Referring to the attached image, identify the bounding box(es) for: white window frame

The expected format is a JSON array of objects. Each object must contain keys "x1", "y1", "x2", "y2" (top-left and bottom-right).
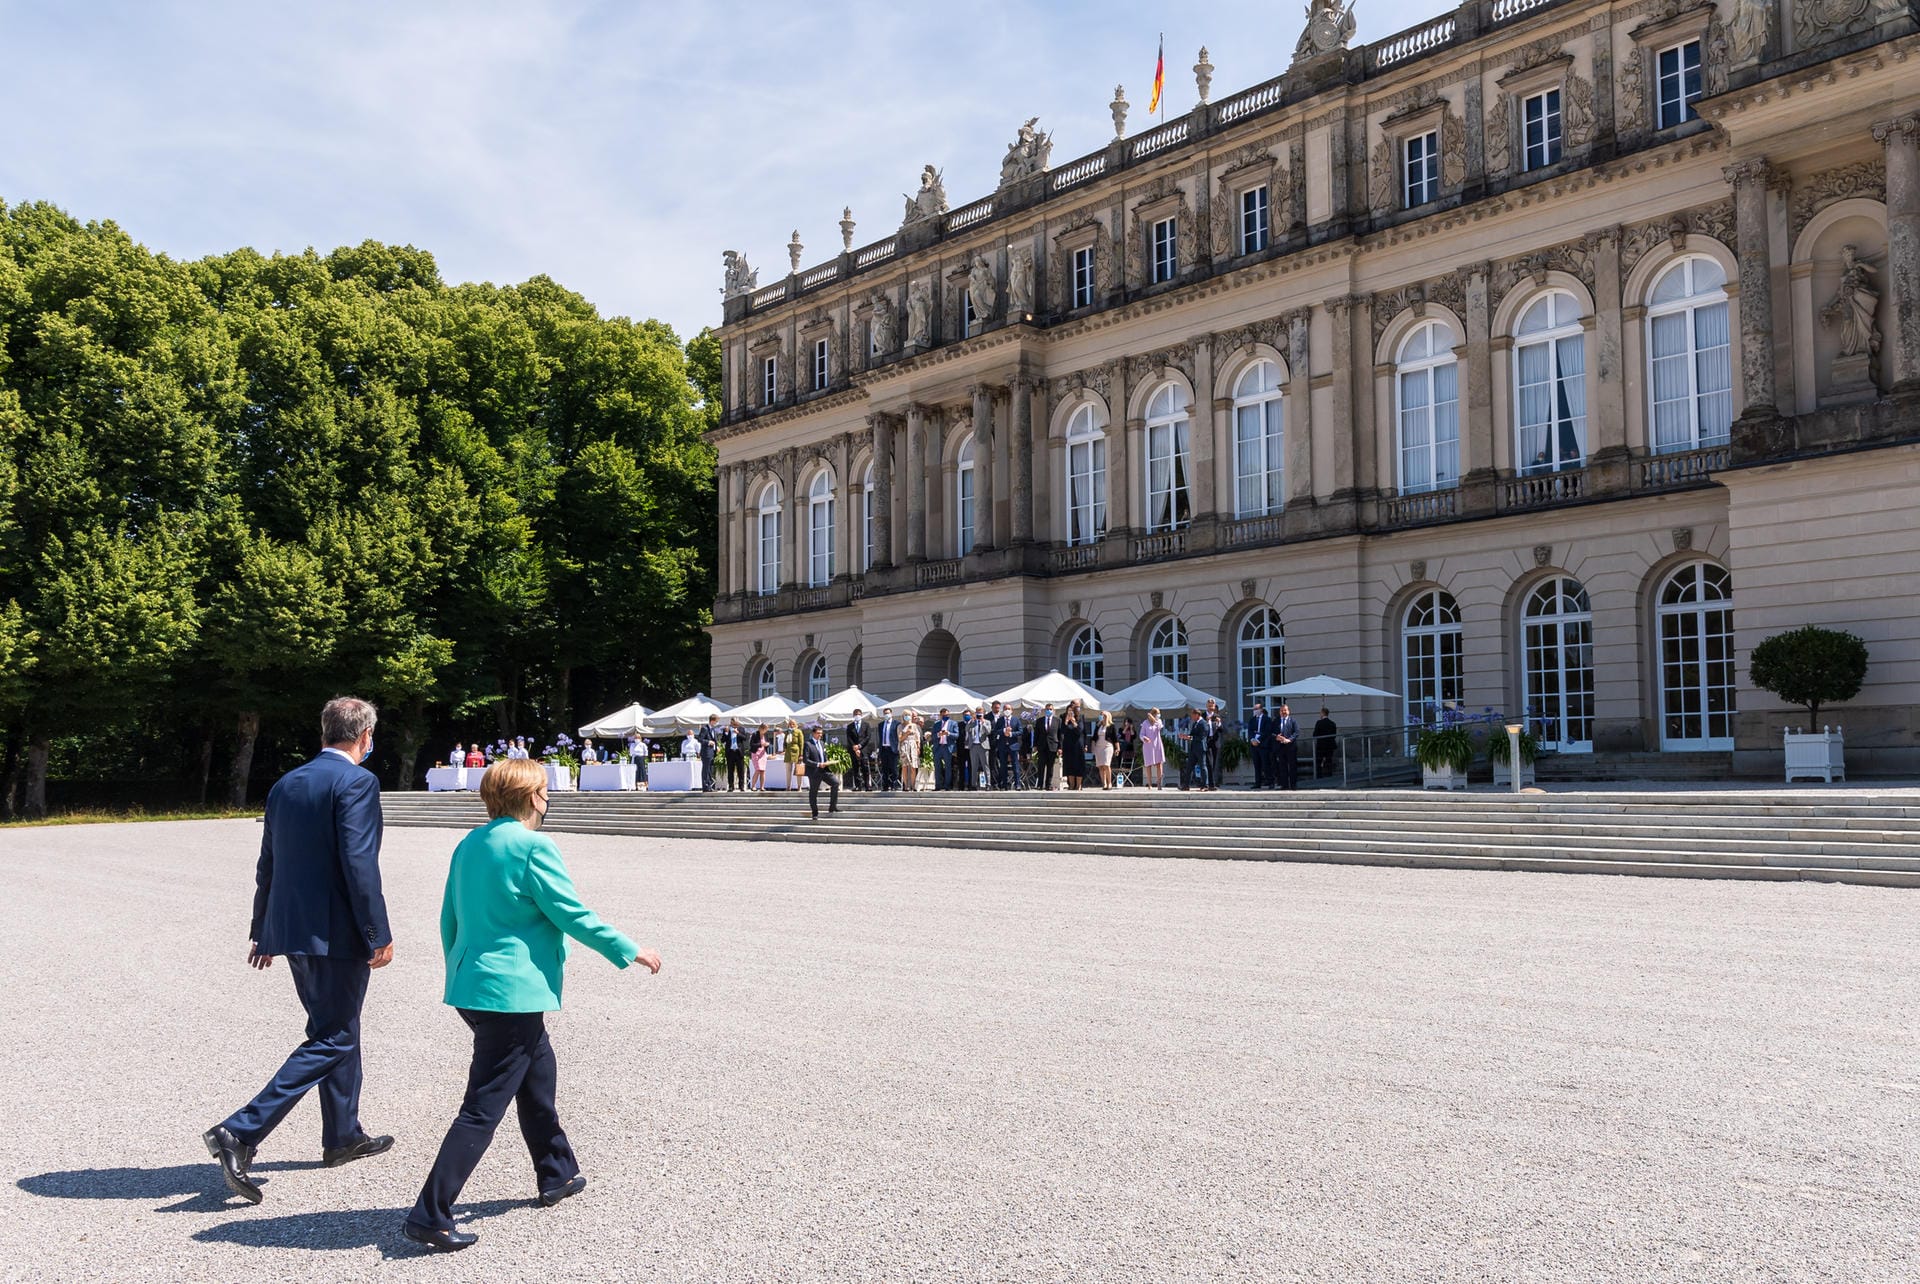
[
  {"x1": 962, "y1": 287, "x2": 977, "y2": 338},
  {"x1": 1064, "y1": 403, "x2": 1108, "y2": 547},
  {"x1": 1402, "y1": 589, "x2": 1464, "y2": 729},
  {"x1": 1151, "y1": 216, "x2": 1178, "y2": 284},
  {"x1": 806, "y1": 470, "x2": 834, "y2": 587},
  {"x1": 1403, "y1": 130, "x2": 1439, "y2": 208},
  {"x1": 762, "y1": 356, "x2": 777, "y2": 406},
  {"x1": 1147, "y1": 616, "x2": 1189, "y2": 684},
  {"x1": 1396, "y1": 320, "x2": 1461, "y2": 494},
  {"x1": 1522, "y1": 88, "x2": 1563, "y2": 171},
  {"x1": 1072, "y1": 245, "x2": 1095, "y2": 309},
  {"x1": 1236, "y1": 608, "x2": 1285, "y2": 725},
  {"x1": 1646, "y1": 255, "x2": 1733, "y2": 454},
  {"x1": 1239, "y1": 185, "x2": 1270, "y2": 256},
  {"x1": 859, "y1": 462, "x2": 874, "y2": 572},
  {"x1": 755, "y1": 659, "x2": 778, "y2": 701},
  {"x1": 1143, "y1": 384, "x2": 1191, "y2": 534},
  {"x1": 756, "y1": 482, "x2": 782, "y2": 596},
  {"x1": 811, "y1": 338, "x2": 829, "y2": 392},
  {"x1": 1657, "y1": 562, "x2": 1736, "y2": 751},
  {"x1": 1231, "y1": 360, "x2": 1285, "y2": 519},
  {"x1": 1656, "y1": 40, "x2": 1702, "y2": 130},
  {"x1": 1067, "y1": 625, "x2": 1105, "y2": 689},
  {"x1": 955, "y1": 436, "x2": 976, "y2": 556},
  {"x1": 807, "y1": 654, "x2": 830, "y2": 704},
  {"x1": 1513, "y1": 290, "x2": 1587, "y2": 475},
  {"x1": 1522, "y1": 577, "x2": 1595, "y2": 754}
]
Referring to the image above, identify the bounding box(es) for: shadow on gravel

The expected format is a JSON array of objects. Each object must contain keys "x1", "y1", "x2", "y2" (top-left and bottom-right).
[
  {"x1": 192, "y1": 1199, "x2": 521, "y2": 1256},
  {"x1": 18, "y1": 1161, "x2": 326, "y2": 1211}
]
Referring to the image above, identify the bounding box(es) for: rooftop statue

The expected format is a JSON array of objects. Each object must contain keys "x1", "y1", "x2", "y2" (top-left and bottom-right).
[
  {"x1": 999, "y1": 118, "x2": 1053, "y2": 187},
  {"x1": 901, "y1": 165, "x2": 949, "y2": 229},
  {"x1": 721, "y1": 250, "x2": 758, "y2": 299},
  {"x1": 1292, "y1": 0, "x2": 1357, "y2": 64}
]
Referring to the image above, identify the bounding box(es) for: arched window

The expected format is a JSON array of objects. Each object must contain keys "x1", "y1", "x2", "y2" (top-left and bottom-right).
[
  {"x1": 807, "y1": 654, "x2": 831, "y2": 704},
  {"x1": 1065, "y1": 404, "x2": 1107, "y2": 547},
  {"x1": 1658, "y1": 562, "x2": 1735, "y2": 750},
  {"x1": 1147, "y1": 616, "x2": 1189, "y2": 684},
  {"x1": 1396, "y1": 320, "x2": 1460, "y2": 494},
  {"x1": 1647, "y1": 256, "x2": 1732, "y2": 453},
  {"x1": 756, "y1": 482, "x2": 782, "y2": 596},
  {"x1": 807, "y1": 470, "x2": 835, "y2": 588},
  {"x1": 1067, "y1": 625, "x2": 1105, "y2": 689},
  {"x1": 753, "y1": 658, "x2": 778, "y2": 701},
  {"x1": 955, "y1": 435, "x2": 976, "y2": 556},
  {"x1": 1514, "y1": 291, "x2": 1586, "y2": 475},
  {"x1": 1402, "y1": 589, "x2": 1464, "y2": 727},
  {"x1": 859, "y1": 462, "x2": 874, "y2": 572},
  {"x1": 1144, "y1": 384, "x2": 1191, "y2": 533},
  {"x1": 847, "y1": 645, "x2": 864, "y2": 691},
  {"x1": 1523, "y1": 577, "x2": 1594, "y2": 753},
  {"x1": 1233, "y1": 360, "x2": 1285, "y2": 518},
  {"x1": 1236, "y1": 607, "x2": 1285, "y2": 723}
]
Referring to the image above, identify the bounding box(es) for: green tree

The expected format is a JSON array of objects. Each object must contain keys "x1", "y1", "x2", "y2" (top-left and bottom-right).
[{"x1": 1749, "y1": 625, "x2": 1869, "y2": 726}]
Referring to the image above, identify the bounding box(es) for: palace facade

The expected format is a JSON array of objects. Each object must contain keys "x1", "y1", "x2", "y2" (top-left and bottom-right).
[{"x1": 707, "y1": 0, "x2": 1920, "y2": 774}]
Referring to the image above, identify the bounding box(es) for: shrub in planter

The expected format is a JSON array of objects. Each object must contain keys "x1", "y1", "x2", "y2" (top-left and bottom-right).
[
  {"x1": 1485, "y1": 728, "x2": 1540, "y2": 766},
  {"x1": 1749, "y1": 625, "x2": 1868, "y2": 726},
  {"x1": 1414, "y1": 727, "x2": 1475, "y2": 774}
]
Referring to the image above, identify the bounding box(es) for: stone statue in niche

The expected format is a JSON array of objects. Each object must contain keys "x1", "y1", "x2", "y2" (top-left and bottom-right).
[
  {"x1": 999, "y1": 118, "x2": 1053, "y2": 187},
  {"x1": 721, "y1": 250, "x2": 758, "y2": 298},
  {"x1": 968, "y1": 256, "x2": 999, "y2": 325},
  {"x1": 1822, "y1": 244, "x2": 1881, "y2": 361},
  {"x1": 901, "y1": 165, "x2": 949, "y2": 229},
  {"x1": 870, "y1": 294, "x2": 896, "y2": 355},
  {"x1": 1006, "y1": 245, "x2": 1035, "y2": 317},
  {"x1": 906, "y1": 281, "x2": 933, "y2": 348},
  {"x1": 1727, "y1": 0, "x2": 1771, "y2": 63}
]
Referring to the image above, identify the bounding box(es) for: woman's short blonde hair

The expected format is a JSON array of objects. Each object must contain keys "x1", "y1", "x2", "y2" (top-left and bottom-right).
[{"x1": 480, "y1": 757, "x2": 546, "y2": 822}]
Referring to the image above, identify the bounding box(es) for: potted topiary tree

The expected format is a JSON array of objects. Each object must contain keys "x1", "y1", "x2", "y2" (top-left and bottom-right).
[
  {"x1": 1749, "y1": 625, "x2": 1868, "y2": 784},
  {"x1": 1486, "y1": 727, "x2": 1539, "y2": 788},
  {"x1": 1415, "y1": 726, "x2": 1475, "y2": 790}
]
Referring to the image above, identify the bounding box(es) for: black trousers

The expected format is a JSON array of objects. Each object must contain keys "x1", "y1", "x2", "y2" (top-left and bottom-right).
[
  {"x1": 1278, "y1": 744, "x2": 1300, "y2": 789},
  {"x1": 409, "y1": 1010, "x2": 577, "y2": 1232},
  {"x1": 224, "y1": 954, "x2": 370, "y2": 1150},
  {"x1": 878, "y1": 746, "x2": 899, "y2": 790},
  {"x1": 1251, "y1": 741, "x2": 1270, "y2": 788},
  {"x1": 700, "y1": 748, "x2": 716, "y2": 790},
  {"x1": 725, "y1": 750, "x2": 745, "y2": 790},
  {"x1": 809, "y1": 767, "x2": 840, "y2": 817}
]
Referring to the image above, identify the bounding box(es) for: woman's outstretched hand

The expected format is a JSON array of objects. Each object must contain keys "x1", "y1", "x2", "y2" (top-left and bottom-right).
[{"x1": 633, "y1": 949, "x2": 663, "y2": 974}]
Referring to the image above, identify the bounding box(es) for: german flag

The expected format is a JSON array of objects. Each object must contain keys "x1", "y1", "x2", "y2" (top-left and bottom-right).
[{"x1": 1148, "y1": 35, "x2": 1165, "y2": 116}]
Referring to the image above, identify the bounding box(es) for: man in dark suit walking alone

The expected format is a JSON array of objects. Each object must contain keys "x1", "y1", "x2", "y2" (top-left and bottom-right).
[
  {"x1": 204, "y1": 697, "x2": 395, "y2": 1204},
  {"x1": 804, "y1": 725, "x2": 841, "y2": 819}
]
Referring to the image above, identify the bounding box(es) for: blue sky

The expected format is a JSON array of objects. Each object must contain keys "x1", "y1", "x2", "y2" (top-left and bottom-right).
[{"x1": 2, "y1": 1, "x2": 1435, "y2": 342}]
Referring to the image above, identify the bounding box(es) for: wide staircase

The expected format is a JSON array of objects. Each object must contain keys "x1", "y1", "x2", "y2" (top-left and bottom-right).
[{"x1": 380, "y1": 786, "x2": 1920, "y2": 887}]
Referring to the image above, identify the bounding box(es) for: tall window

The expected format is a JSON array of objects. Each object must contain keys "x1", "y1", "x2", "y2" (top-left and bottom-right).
[
  {"x1": 756, "y1": 482, "x2": 782, "y2": 595},
  {"x1": 811, "y1": 338, "x2": 829, "y2": 392},
  {"x1": 1658, "y1": 562, "x2": 1736, "y2": 751},
  {"x1": 859, "y1": 462, "x2": 874, "y2": 572},
  {"x1": 1523, "y1": 577, "x2": 1595, "y2": 753},
  {"x1": 1402, "y1": 589, "x2": 1464, "y2": 728},
  {"x1": 1152, "y1": 217, "x2": 1178, "y2": 283},
  {"x1": 955, "y1": 436, "x2": 976, "y2": 556},
  {"x1": 1068, "y1": 625, "x2": 1105, "y2": 689},
  {"x1": 1147, "y1": 616, "x2": 1189, "y2": 684},
  {"x1": 1404, "y1": 130, "x2": 1439, "y2": 207},
  {"x1": 1397, "y1": 320, "x2": 1460, "y2": 494},
  {"x1": 1523, "y1": 89, "x2": 1563, "y2": 170},
  {"x1": 754, "y1": 659, "x2": 778, "y2": 701},
  {"x1": 1072, "y1": 246, "x2": 1095, "y2": 309},
  {"x1": 1065, "y1": 403, "x2": 1108, "y2": 547},
  {"x1": 847, "y1": 645, "x2": 864, "y2": 690},
  {"x1": 1144, "y1": 384, "x2": 1191, "y2": 533},
  {"x1": 1232, "y1": 360, "x2": 1285, "y2": 518},
  {"x1": 1240, "y1": 185, "x2": 1270, "y2": 255},
  {"x1": 1656, "y1": 41, "x2": 1702, "y2": 130},
  {"x1": 1514, "y1": 290, "x2": 1587, "y2": 474},
  {"x1": 1237, "y1": 608, "x2": 1285, "y2": 723},
  {"x1": 962, "y1": 288, "x2": 977, "y2": 338},
  {"x1": 762, "y1": 356, "x2": 777, "y2": 406},
  {"x1": 807, "y1": 655, "x2": 831, "y2": 704},
  {"x1": 1647, "y1": 256, "x2": 1732, "y2": 453},
  {"x1": 806, "y1": 471, "x2": 834, "y2": 587}
]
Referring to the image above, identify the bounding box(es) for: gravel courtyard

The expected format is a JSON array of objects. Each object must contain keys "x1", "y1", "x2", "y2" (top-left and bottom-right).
[{"x1": 2, "y1": 818, "x2": 1916, "y2": 1283}]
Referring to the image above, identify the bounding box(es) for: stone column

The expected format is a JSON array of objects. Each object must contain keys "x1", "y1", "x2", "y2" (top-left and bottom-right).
[
  {"x1": 905, "y1": 402, "x2": 928, "y2": 562},
  {"x1": 1463, "y1": 263, "x2": 1496, "y2": 509},
  {"x1": 1285, "y1": 309, "x2": 1314, "y2": 506},
  {"x1": 1189, "y1": 335, "x2": 1217, "y2": 523},
  {"x1": 731, "y1": 464, "x2": 749, "y2": 594},
  {"x1": 1107, "y1": 359, "x2": 1131, "y2": 534},
  {"x1": 1875, "y1": 116, "x2": 1920, "y2": 389},
  {"x1": 833, "y1": 432, "x2": 853, "y2": 579},
  {"x1": 1325, "y1": 295, "x2": 1360, "y2": 498},
  {"x1": 1725, "y1": 157, "x2": 1779, "y2": 417},
  {"x1": 970, "y1": 383, "x2": 996, "y2": 550},
  {"x1": 867, "y1": 413, "x2": 895, "y2": 569},
  {"x1": 1010, "y1": 375, "x2": 1035, "y2": 543},
  {"x1": 714, "y1": 463, "x2": 731, "y2": 597},
  {"x1": 928, "y1": 406, "x2": 951, "y2": 557},
  {"x1": 782, "y1": 449, "x2": 801, "y2": 588},
  {"x1": 1587, "y1": 227, "x2": 1629, "y2": 477}
]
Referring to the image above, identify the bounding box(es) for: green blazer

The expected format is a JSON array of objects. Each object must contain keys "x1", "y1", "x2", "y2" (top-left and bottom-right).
[{"x1": 440, "y1": 817, "x2": 639, "y2": 1013}]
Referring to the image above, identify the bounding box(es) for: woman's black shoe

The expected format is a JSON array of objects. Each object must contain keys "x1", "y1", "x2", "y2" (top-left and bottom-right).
[{"x1": 402, "y1": 1222, "x2": 477, "y2": 1252}]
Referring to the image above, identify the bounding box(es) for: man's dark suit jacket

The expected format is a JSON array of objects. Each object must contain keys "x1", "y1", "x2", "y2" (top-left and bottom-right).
[
  {"x1": 1032, "y1": 713, "x2": 1060, "y2": 755},
  {"x1": 251, "y1": 752, "x2": 391, "y2": 959},
  {"x1": 804, "y1": 738, "x2": 837, "y2": 774}
]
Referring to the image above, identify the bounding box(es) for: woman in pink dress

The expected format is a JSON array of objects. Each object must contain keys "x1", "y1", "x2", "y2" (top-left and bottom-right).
[
  {"x1": 749, "y1": 728, "x2": 769, "y2": 791},
  {"x1": 1139, "y1": 709, "x2": 1166, "y2": 789}
]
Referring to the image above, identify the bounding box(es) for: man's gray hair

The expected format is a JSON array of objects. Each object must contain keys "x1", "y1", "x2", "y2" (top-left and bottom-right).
[{"x1": 321, "y1": 696, "x2": 378, "y2": 745}]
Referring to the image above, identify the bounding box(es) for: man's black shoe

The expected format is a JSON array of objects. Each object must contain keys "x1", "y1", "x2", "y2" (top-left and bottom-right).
[
  {"x1": 203, "y1": 1125, "x2": 262, "y2": 1204},
  {"x1": 539, "y1": 1175, "x2": 587, "y2": 1206},
  {"x1": 323, "y1": 1133, "x2": 395, "y2": 1167},
  {"x1": 402, "y1": 1221, "x2": 477, "y2": 1252}
]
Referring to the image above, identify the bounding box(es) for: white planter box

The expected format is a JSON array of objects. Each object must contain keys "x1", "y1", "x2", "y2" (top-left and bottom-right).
[
  {"x1": 1783, "y1": 728, "x2": 1846, "y2": 783},
  {"x1": 1422, "y1": 764, "x2": 1469, "y2": 791},
  {"x1": 1491, "y1": 761, "x2": 1536, "y2": 788}
]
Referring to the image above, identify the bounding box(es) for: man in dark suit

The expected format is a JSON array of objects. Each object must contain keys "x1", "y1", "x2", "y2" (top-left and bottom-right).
[
  {"x1": 931, "y1": 709, "x2": 956, "y2": 790},
  {"x1": 723, "y1": 720, "x2": 746, "y2": 791},
  {"x1": 804, "y1": 725, "x2": 840, "y2": 820},
  {"x1": 876, "y1": 707, "x2": 901, "y2": 791},
  {"x1": 204, "y1": 697, "x2": 395, "y2": 1205},
  {"x1": 1313, "y1": 707, "x2": 1339, "y2": 780},
  {"x1": 1031, "y1": 704, "x2": 1060, "y2": 790},
  {"x1": 844, "y1": 711, "x2": 870, "y2": 790},
  {"x1": 989, "y1": 702, "x2": 1014, "y2": 790},
  {"x1": 1247, "y1": 701, "x2": 1272, "y2": 789},
  {"x1": 1275, "y1": 702, "x2": 1301, "y2": 790},
  {"x1": 696, "y1": 715, "x2": 720, "y2": 791}
]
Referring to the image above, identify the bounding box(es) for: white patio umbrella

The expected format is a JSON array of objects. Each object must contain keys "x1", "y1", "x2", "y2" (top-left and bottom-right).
[
  {"x1": 790, "y1": 686, "x2": 894, "y2": 727},
  {"x1": 577, "y1": 702, "x2": 652, "y2": 738},
  {"x1": 722, "y1": 693, "x2": 805, "y2": 727},
  {"x1": 986, "y1": 670, "x2": 1109, "y2": 714},
  {"x1": 1104, "y1": 673, "x2": 1225, "y2": 713},
  {"x1": 638, "y1": 693, "x2": 734, "y2": 734},
  {"x1": 1253, "y1": 674, "x2": 1400, "y2": 700},
  {"x1": 887, "y1": 679, "x2": 987, "y2": 717}
]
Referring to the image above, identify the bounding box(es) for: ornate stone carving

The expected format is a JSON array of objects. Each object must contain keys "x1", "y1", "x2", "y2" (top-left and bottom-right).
[
  {"x1": 967, "y1": 256, "x2": 999, "y2": 327},
  {"x1": 1127, "y1": 341, "x2": 1197, "y2": 388},
  {"x1": 1442, "y1": 105, "x2": 1468, "y2": 191},
  {"x1": 1050, "y1": 365, "x2": 1113, "y2": 403},
  {"x1": 1194, "y1": 48, "x2": 1214, "y2": 104},
  {"x1": 1789, "y1": 160, "x2": 1888, "y2": 241},
  {"x1": 1489, "y1": 240, "x2": 1594, "y2": 311},
  {"x1": 1051, "y1": 210, "x2": 1117, "y2": 312},
  {"x1": 1006, "y1": 245, "x2": 1035, "y2": 317},
  {"x1": 839, "y1": 207, "x2": 856, "y2": 251},
  {"x1": 1704, "y1": 12, "x2": 1731, "y2": 96},
  {"x1": 1292, "y1": 0, "x2": 1356, "y2": 65},
  {"x1": 1727, "y1": 0, "x2": 1770, "y2": 63},
  {"x1": 1374, "y1": 275, "x2": 1468, "y2": 346},
  {"x1": 1822, "y1": 245, "x2": 1883, "y2": 360},
  {"x1": 1533, "y1": 544, "x2": 1552, "y2": 567},
  {"x1": 901, "y1": 165, "x2": 949, "y2": 230},
  {"x1": 1565, "y1": 72, "x2": 1597, "y2": 149},
  {"x1": 1126, "y1": 176, "x2": 1193, "y2": 289},
  {"x1": 1795, "y1": 0, "x2": 1878, "y2": 50},
  {"x1": 1618, "y1": 46, "x2": 1646, "y2": 142},
  {"x1": 1151, "y1": 589, "x2": 1165, "y2": 609},
  {"x1": 721, "y1": 250, "x2": 758, "y2": 299},
  {"x1": 1369, "y1": 135, "x2": 1395, "y2": 211},
  {"x1": 1240, "y1": 578, "x2": 1257, "y2": 600},
  {"x1": 1210, "y1": 143, "x2": 1280, "y2": 258},
  {"x1": 1485, "y1": 93, "x2": 1513, "y2": 180},
  {"x1": 1622, "y1": 201, "x2": 1737, "y2": 274},
  {"x1": 1111, "y1": 85, "x2": 1129, "y2": 140},
  {"x1": 999, "y1": 118, "x2": 1053, "y2": 188},
  {"x1": 1410, "y1": 560, "x2": 1428, "y2": 581},
  {"x1": 1217, "y1": 317, "x2": 1290, "y2": 362},
  {"x1": 787, "y1": 230, "x2": 804, "y2": 274},
  {"x1": 869, "y1": 292, "x2": 896, "y2": 356},
  {"x1": 906, "y1": 280, "x2": 933, "y2": 348}
]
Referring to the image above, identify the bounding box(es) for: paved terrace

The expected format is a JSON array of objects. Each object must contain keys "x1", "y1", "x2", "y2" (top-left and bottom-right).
[{"x1": 3, "y1": 819, "x2": 1916, "y2": 1281}]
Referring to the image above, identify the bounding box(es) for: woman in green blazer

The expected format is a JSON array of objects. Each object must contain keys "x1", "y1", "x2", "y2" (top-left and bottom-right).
[{"x1": 403, "y1": 758, "x2": 662, "y2": 1252}]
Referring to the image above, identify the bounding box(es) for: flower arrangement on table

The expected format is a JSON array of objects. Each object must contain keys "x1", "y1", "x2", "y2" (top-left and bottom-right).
[{"x1": 541, "y1": 733, "x2": 580, "y2": 773}]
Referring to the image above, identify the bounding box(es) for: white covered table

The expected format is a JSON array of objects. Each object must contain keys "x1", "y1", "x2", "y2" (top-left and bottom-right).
[
  {"x1": 427, "y1": 766, "x2": 484, "y2": 792},
  {"x1": 579, "y1": 762, "x2": 637, "y2": 791},
  {"x1": 648, "y1": 759, "x2": 703, "y2": 792},
  {"x1": 542, "y1": 762, "x2": 575, "y2": 792},
  {"x1": 763, "y1": 760, "x2": 792, "y2": 790}
]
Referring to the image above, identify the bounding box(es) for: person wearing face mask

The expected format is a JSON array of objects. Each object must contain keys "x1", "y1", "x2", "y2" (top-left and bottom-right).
[
  {"x1": 401, "y1": 756, "x2": 663, "y2": 1251},
  {"x1": 203, "y1": 697, "x2": 395, "y2": 1206}
]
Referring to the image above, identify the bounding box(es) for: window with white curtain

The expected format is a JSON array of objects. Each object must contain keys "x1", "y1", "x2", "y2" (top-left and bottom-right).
[
  {"x1": 955, "y1": 436, "x2": 976, "y2": 556},
  {"x1": 756, "y1": 482, "x2": 782, "y2": 595},
  {"x1": 1237, "y1": 608, "x2": 1285, "y2": 724},
  {"x1": 1065, "y1": 403, "x2": 1107, "y2": 546},
  {"x1": 762, "y1": 357, "x2": 777, "y2": 406},
  {"x1": 1514, "y1": 291, "x2": 1587, "y2": 474},
  {"x1": 806, "y1": 471, "x2": 834, "y2": 587},
  {"x1": 1232, "y1": 360, "x2": 1285, "y2": 518},
  {"x1": 1068, "y1": 625, "x2": 1105, "y2": 689},
  {"x1": 1144, "y1": 384, "x2": 1191, "y2": 533},
  {"x1": 807, "y1": 655, "x2": 830, "y2": 704},
  {"x1": 859, "y1": 462, "x2": 874, "y2": 571},
  {"x1": 1396, "y1": 320, "x2": 1461, "y2": 493},
  {"x1": 1647, "y1": 256, "x2": 1732, "y2": 454},
  {"x1": 812, "y1": 338, "x2": 829, "y2": 392},
  {"x1": 1147, "y1": 616, "x2": 1189, "y2": 683}
]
